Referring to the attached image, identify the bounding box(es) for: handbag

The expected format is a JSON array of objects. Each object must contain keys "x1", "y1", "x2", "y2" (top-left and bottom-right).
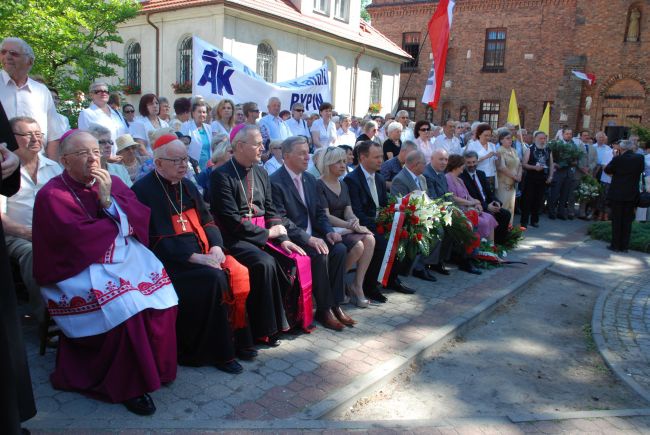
[{"x1": 637, "y1": 192, "x2": 650, "y2": 208}]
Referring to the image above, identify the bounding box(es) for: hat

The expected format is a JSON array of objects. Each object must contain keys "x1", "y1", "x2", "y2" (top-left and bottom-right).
[
  {"x1": 115, "y1": 134, "x2": 139, "y2": 153},
  {"x1": 230, "y1": 123, "x2": 245, "y2": 142},
  {"x1": 175, "y1": 131, "x2": 192, "y2": 145},
  {"x1": 153, "y1": 133, "x2": 179, "y2": 150}
]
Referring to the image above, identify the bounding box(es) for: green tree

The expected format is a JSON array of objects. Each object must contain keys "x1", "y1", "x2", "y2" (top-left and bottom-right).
[
  {"x1": 0, "y1": 0, "x2": 140, "y2": 96},
  {"x1": 361, "y1": 0, "x2": 372, "y2": 23}
]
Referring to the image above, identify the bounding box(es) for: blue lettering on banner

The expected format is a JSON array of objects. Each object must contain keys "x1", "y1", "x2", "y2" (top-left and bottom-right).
[
  {"x1": 290, "y1": 93, "x2": 324, "y2": 112},
  {"x1": 198, "y1": 49, "x2": 235, "y2": 96},
  {"x1": 284, "y1": 68, "x2": 328, "y2": 88}
]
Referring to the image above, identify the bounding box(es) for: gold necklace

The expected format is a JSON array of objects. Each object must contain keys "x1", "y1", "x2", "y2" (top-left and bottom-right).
[{"x1": 155, "y1": 171, "x2": 188, "y2": 231}]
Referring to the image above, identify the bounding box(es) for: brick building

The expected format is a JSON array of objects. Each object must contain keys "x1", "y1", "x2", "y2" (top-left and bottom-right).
[{"x1": 368, "y1": 0, "x2": 649, "y2": 139}]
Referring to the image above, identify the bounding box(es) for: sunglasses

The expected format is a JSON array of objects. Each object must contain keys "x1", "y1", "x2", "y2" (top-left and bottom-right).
[
  {"x1": 0, "y1": 49, "x2": 25, "y2": 57},
  {"x1": 93, "y1": 89, "x2": 109, "y2": 95},
  {"x1": 294, "y1": 109, "x2": 304, "y2": 112},
  {"x1": 124, "y1": 109, "x2": 135, "y2": 114},
  {"x1": 419, "y1": 128, "x2": 430, "y2": 132}
]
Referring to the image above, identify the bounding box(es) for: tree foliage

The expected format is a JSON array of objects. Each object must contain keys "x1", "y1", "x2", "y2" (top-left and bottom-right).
[
  {"x1": 0, "y1": 0, "x2": 140, "y2": 96},
  {"x1": 361, "y1": 0, "x2": 372, "y2": 23}
]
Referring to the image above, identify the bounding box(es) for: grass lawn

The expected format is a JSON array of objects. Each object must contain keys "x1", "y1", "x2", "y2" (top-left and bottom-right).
[{"x1": 588, "y1": 221, "x2": 650, "y2": 253}]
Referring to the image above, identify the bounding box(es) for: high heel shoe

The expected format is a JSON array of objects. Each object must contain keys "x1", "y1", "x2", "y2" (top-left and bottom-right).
[{"x1": 347, "y1": 283, "x2": 369, "y2": 308}]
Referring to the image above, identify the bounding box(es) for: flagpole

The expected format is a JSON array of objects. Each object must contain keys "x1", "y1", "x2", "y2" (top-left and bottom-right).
[{"x1": 394, "y1": 28, "x2": 431, "y2": 118}]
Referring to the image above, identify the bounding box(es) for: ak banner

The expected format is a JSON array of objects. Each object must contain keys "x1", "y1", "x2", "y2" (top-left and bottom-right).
[{"x1": 192, "y1": 36, "x2": 331, "y2": 112}]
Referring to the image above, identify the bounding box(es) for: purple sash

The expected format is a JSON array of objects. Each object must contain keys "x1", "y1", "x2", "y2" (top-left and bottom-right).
[{"x1": 247, "y1": 216, "x2": 314, "y2": 331}]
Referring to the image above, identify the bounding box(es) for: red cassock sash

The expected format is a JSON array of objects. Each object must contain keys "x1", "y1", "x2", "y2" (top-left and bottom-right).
[
  {"x1": 246, "y1": 216, "x2": 314, "y2": 331},
  {"x1": 174, "y1": 208, "x2": 251, "y2": 330}
]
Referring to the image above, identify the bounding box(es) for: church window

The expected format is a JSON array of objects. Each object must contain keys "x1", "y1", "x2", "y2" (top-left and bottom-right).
[{"x1": 256, "y1": 42, "x2": 275, "y2": 82}]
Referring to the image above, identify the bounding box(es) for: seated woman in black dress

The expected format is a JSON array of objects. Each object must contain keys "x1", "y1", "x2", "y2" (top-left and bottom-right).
[{"x1": 317, "y1": 147, "x2": 375, "y2": 308}]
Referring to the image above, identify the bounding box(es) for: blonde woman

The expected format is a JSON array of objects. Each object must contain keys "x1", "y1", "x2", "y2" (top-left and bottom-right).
[
  {"x1": 317, "y1": 147, "x2": 375, "y2": 308},
  {"x1": 496, "y1": 130, "x2": 522, "y2": 224},
  {"x1": 211, "y1": 99, "x2": 235, "y2": 136}
]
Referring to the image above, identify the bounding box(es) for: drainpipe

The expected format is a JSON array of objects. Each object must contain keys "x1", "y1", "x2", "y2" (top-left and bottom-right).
[
  {"x1": 350, "y1": 46, "x2": 366, "y2": 116},
  {"x1": 146, "y1": 13, "x2": 160, "y2": 95}
]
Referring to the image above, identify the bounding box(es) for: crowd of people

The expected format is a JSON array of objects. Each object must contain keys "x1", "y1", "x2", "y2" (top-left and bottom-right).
[{"x1": 1, "y1": 36, "x2": 649, "y2": 432}]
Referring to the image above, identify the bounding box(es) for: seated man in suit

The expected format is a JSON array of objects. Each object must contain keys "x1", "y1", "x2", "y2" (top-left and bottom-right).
[
  {"x1": 270, "y1": 136, "x2": 354, "y2": 330},
  {"x1": 460, "y1": 151, "x2": 511, "y2": 244},
  {"x1": 423, "y1": 149, "x2": 481, "y2": 275},
  {"x1": 390, "y1": 150, "x2": 440, "y2": 283},
  {"x1": 380, "y1": 140, "x2": 417, "y2": 188},
  {"x1": 345, "y1": 140, "x2": 415, "y2": 303}
]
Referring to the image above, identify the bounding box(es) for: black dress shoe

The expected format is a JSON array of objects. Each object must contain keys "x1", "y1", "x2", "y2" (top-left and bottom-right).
[
  {"x1": 365, "y1": 289, "x2": 387, "y2": 303},
  {"x1": 123, "y1": 393, "x2": 156, "y2": 416},
  {"x1": 236, "y1": 348, "x2": 258, "y2": 361},
  {"x1": 389, "y1": 278, "x2": 416, "y2": 294},
  {"x1": 530, "y1": 222, "x2": 539, "y2": 228},
  {"x1": 413, "y1": 268, "x2": 437, "y2": 282},
  {"x1": 459, "y1": 264, "x2": 482, "y2": 275},
  {"x1": 216, "y1": 360, "x2": 244, "y2": 374},
  {"x1": 255, "y1": 336, "x2": 282, "y2": 347},
  {"x1": 428, "y1": 263, "x2": 450, "y2": 275}
]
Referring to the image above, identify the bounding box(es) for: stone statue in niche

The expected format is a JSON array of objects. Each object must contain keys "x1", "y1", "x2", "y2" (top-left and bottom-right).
[{"x1": 627, "y1": 8, "x2": 641, "y2": 42}]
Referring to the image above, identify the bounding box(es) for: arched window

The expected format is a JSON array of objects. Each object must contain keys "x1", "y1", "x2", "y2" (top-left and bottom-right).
[
  {"x1": 125, "y1": 42, "x2": 141, "y2": 91},
  {"x1": 625, "y1": 6, "x2": 641, "y2": 42},
  {"x1": 256, "y1": 42, "x2": 275, "y2": 82},
  {"x1": 370, "y1": 68, "x2": 382, "y2": 104},
  {"x1": 177, "y1": 36, "x2": 192, "y2": 85}
]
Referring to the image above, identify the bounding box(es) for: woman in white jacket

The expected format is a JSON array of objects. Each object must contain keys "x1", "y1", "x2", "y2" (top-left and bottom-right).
[{"x1": 181, "y1": 100, "x2": 213, "y2": 170}]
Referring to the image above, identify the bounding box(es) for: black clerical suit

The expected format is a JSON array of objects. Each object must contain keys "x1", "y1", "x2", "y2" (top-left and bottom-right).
[
  {"x1": 460, "y1": 168, "x2": 511, "y2": 244},
  {"x1": 0, "y1": 101, "x2": 36, "y2": 433},
  {"x1": 605, "y1": 150, "x2": 645, "y2": 251},
  {"x1": 210, "y1": 158, "x2": 290, "y2": 339},
  {"x1": 270, "y1": 166, "x2": 346, "y2": 310},
  {"x1": 133, "y1": 171, "x2": 252, "y2": 366}
]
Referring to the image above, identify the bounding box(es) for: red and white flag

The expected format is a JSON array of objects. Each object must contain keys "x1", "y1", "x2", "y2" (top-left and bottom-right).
[
  {"x1": 571, "y1": 70, "x2": 596, "y2": 86},
  {"x1": 421, "y1": 0, "x2": 455, "y2": 109}
]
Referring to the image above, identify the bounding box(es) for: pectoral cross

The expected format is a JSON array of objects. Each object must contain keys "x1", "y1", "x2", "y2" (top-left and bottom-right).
[{"x1": 177, "y1": 214, "x2": 188, "y2": 232}]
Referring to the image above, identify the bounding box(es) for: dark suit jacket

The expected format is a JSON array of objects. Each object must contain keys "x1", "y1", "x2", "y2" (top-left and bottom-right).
[
  {"x1": 390, "y1": 167, "x2": 427, "y2": 197},
  {"x1": 605, "y1": 150, "x2": 645, "y2": 203},
  {"x1": 423, "y1": 164, "x2": 448, "y2": 199},
  {"x1": 344, "y1": 165, "x2": 387, "y2": 233},
  {"x1": 460, "y1": 169, "x2": 500, "y2": 210},
  {"x1": 270, "y1": 165, "x2": 333, "y2": 246}
]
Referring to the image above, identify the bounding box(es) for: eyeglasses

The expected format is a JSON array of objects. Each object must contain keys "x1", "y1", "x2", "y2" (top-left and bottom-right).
[
  {"x1": 98, "y1": 139, "x2": 114, "y2": 145},
  {"x1": 250, "y1": 109, "x2": 260, "y2": 113},
  {"x1": 123, "y1": 109, "x2": 135, "y2": 114},
  {"x1": 93, "y1": 89, "x2": 109, "y2": 95},
  {"x1": 0, "y1": 49, "x2": 25, "y2": 57},
  {"x1": 294, "y1": 109, "x2": 304, "y2": 112},
  {"x1": 419, "y1": 128, "x2": 431, "y2": 132},
  {"x1": 64, "y1": 149, "x2": 102, "y2": 158},
  {"x1": 159, "y1": 157, "x2": 188, "y2": 166},
  {"x1": 14, "y1": 131, "x2": 43, "y2": 139}
]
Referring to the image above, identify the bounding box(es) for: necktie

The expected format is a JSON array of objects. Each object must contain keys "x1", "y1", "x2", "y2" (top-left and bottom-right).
[
  {"x1": 294, "y1": 176, "x2": 306, "y2": 205},
  {"x1": 472, "y1": 174, "x2": 484, "y2": 202},
  {"x1": 368, "y1": 174, "x2": 379, "y2": 208},
  {"x1": 415, "y1": 176, "x2": 422, "y2": 190}
]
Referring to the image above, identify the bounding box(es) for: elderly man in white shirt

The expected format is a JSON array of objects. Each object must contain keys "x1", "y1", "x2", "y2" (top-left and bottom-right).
[
  {"x1": 433, "y1": 119, "x2": 462, "y2": 156},
  {"x1": 0, "y1": 37, "x2": 65, "y2": 159},
  {"x1": 258, "y1": 96, "x2": 291, "y2": 145},
  {"x1": 396, "y1": 110, "x2": 414, "y2": 143},
  {"x1": 1, "y1": 116, "x2": 62, "y2": 322},
  {"x1": 78, "y1": 82, "x2": 128, "y2": 156}
]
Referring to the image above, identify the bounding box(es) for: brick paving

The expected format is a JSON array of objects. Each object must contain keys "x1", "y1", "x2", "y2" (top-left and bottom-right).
[
  {"x1": 595, "y1": 271, "x2": 650, "y2": 402},
  {"x1": 22, "y1": 218, "x2": 597, "y2": 430}
]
